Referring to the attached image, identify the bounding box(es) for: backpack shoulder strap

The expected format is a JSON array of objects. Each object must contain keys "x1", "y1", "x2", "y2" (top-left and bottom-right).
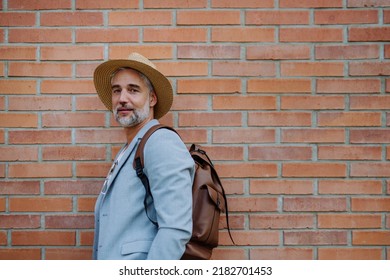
[
  {"x1": 133, "y1": 124, "x2": 178, "y2": 225},
  {"x1": 133, "y1": 124, "x2": 177, "y2": 171}
]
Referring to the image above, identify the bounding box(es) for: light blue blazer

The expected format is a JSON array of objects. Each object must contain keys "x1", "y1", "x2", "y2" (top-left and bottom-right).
[{"x1": 93, "y1": 120, "x2": 194, "y2": 260}]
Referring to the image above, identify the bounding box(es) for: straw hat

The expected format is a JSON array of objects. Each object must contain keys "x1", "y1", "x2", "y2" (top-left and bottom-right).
[{"x1": 93, "y1": 52, "x2": 173, "y2": 120}]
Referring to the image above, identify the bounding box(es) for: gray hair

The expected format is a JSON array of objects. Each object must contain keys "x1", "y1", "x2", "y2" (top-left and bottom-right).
[{"x1": 110, "y1": 67, "x2": 154, "y2": 94}]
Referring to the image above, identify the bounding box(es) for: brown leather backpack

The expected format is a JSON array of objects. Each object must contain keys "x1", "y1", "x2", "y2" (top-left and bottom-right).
[{"x1": 133, "y1": 124, "x2": 234, "y2": 260}]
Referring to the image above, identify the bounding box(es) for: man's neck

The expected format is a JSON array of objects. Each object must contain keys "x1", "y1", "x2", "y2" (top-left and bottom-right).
[{"x1": 123, "y1": 117, "x2": 154, "y2": 144}]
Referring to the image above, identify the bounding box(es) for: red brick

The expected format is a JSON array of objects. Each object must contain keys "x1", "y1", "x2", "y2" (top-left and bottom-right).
[
  {"x1": 76, "y1": 162, "x2": 111, "y2": 178},
  {"x1": 9, "y1": 163, "x2": 72, "y2": 178},
  {"x1": 0, "y1": 46, "x2": 36, "y2": 60},
  {"x1": 213, "y1": 96, "x2": 276, "y2": 110},
  {"x1": 76, "y1": 63, "x2": 100, "y2": 78},
  {"x1": 79, "y1": 231, "x2": 94, "y2": 246},
  {"x1": 0, "y1": 215, "x2": 40, "y2": 229},
  {"x1": 9, "y1": 96, "x2": 72, "y2": 111},
  {"x1": 280, "y1": 27, "x2": 343, "y2": 42},
  {"x1": 0, "y1": 249, "x2": 41, "y2": 260},
  {"x1": 212, "y1": 27, "x2": 274, "y2": 42},
  {"x1": 348, "y1": 0, "x2": 390, "y2": 7},
  {"x1": 352, "y1": 198, "x2": 390, "y2": 211},
  {"x1": 9, "y1": 0, "x2": 71, "y2": 10},
  {"x1": 76, "y1": 96, "x2": 107, "y2": 111},
  {"x1": 285, "y1": 231, "x2": 347, "y2": 245},
  {"x1": 45, "y1": 215, "x2": 94, "y2": 229},
  {"x1": 156, "y1": 61, "x2": 208, "y2": 77},
  {"x1": 177, "y1": 11, "x2": 240, "y2": 25},
  {"x1": 350, "y1": 96, "x2": 390, "y2": 109},
  {"x1": 350, "y1": 129, "x2": 390, "y2": 143},
  {"x1": 349, "y1": 62, "x2": 390, "y2": 76},
  {"x1": 42, "y1": 146, "x2": 106, "y2": 161},
  {"x1": 42, "y1": 112, "x2": 105, "y2": 128},
  {"x1": 219, "y1": 231, "x2": 279, "y2": 246},
  {"x1": 144, "y1": 0, "x2": 206, "y2": 8},
  {"x1": 280, "y1": 0, "x2": 342, "y2": 8},
  {"x1": 250, "y1": 180, "x2": 313, "y2": 195},
  {"x1": 281, "y1": 62, "x2": 344, "y2": 76},
  {"x1": 75, "y1": 128, "x2": 128, "y2": 144},
  {"x1": 76, "y1": 28, "x2": 138, "y2": 43},
  {"x1": 9, "y1": 62, "x2": 72, "y2": 77},
  {"x1": 315, "y1": 10, "x2": 378, "y2": 24},
  {"x1": 202, "y1": 145, "x2": 244, "y2": 161},
  {"x1": 9, "y1": 28, "x2": 72, "y2": 43},
  {"x1": 0, "y1": 80, "x2": 36, "y2": 94},
  {"x1": 281, "y1": 95, "x2": 345, "y2": 110},
  {"x1": 318, "y1": 248, "x2": 382, "y2": 260},
  {"x1": 349, "y1": 27, "x2": 390, "y2": 41},
  {"x1": 249, "y1": 146, "x2": 312, "y2": 161},
  {"x1": 41, "y1": 12, "x2": 103, "y2": 26},
  {"x1": 0, "y1": 12, "x2": 35, "y2": 26},
  {"x1": 247, "y1": 45, "x2": 310, "y2": 60},
  {"x1": 319, "y1": 180, "x2": 382, "y2": 195},
  {"x1": 0, "y1": 181, "x2": 40, "y2": 195},
  {"x1": 9, "y1": 130, "x2": 71, "y2": 144},
  {"x1": 317, "y1": 79, "x2": 380, "y2": 93},
  {"x1": 318, "y1": 214, "x2": 382, "y2": 229},
  {"x1": 248, "y1": 78, "x2": 311, "y2": 93},
  {"x1": 144, "y1": 27, "x2": 207, "y2": 42},
  {"x1": 44, "y1": 180, "x2": 101, "y2": 195},
  {"x1": 0, "y1": 198, "x2": 5, "y2": 210},
  {"x1": 216, "y1": 163, "x2": 278, "y2": 178},
  {"x1": 246, "y1": 11, "x2": 309, "y2": 25},
  {"x1": 12, "y1": 231, "x2": 75, "y2": 246},
  {"x1": 179, "y1": 112, "x2": 242, "y2": 127},
  {"x1": 284, "y1": 197, "x2": 347, "y2": 212},
  {"x1": 41, "y1": 80, "x2": 94, "y2": 94},
  {"x1": 316, "y1": 45, "x2": 379, "y2": 60},
  {"x1": 178, "y1": 79, "x2": 241, "y2": 94},
  {"x1": 318, "y1": 112, "x2": 381, "y2": 127},
  {"x1": 250, "y1": 214, "x2": 314, "y2": 229},
  {"x1": 178, "y1": 45, "x2": 240, "y2": 59},
  {"x1": 212, "y1": 128, "x2": 275, "y2": 144},
  {"x1": 249, "y1": 112, "x2": 312, "y2": 127},
  {"x1": 0, "y1": 113, "x2": 38, "y2": 128},
  {"x1": 251, "y1": 248, "x2": 313, "y2": 260},
  {"x1": 318, "y1": 146, "x2": 381, "y2": 160},
  {"x1": 10, "y1": 197, "x2": 72, "y2": 212},
  {"x1": 283, "y1": 163, "x2": 347, "y2": 178},
  {"x1": 77, "y1": 197, "x2": 97, "y2": 212},
  {"x1": 282, "y1": 128, "x2": 345, "y2": 143},
  {"x1": 109, "y1": 11, "x2": 171, "y2": 26},
  {"x1": 172, "y1": 95, "x2": 208, "y2": 111},
  {"x1": 351, "y1": 163, "x2": 390, "y2": 177},
  {"x1": 41, "y1": 46, "x2": 103, "y2": 61},
  {"x1": 213, "y1": 61, "x2": 276, "y2": 77},
  {"x1": 212, "y1": 248, "x2": 246, "y2": 260},
  {"x1": 109, "y1": 45, "x2": 173, "y2": 60},
  {"x1": 76, "y1": 0, "x2": 138, "y2": 9},
  {"x1": 0, "y1": 146, "x2": 38, "y2": 161},
  {"x1": 46, "y1": 248, "x2": 92, "y2": 260},
  {"x1": 212, "y1": 0, "x2": 274, "y2": 8},
  {"x1": 353, "y1": 231, "x2": 390, "y2": 245}
]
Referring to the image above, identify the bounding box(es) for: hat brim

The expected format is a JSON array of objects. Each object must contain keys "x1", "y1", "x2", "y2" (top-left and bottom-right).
[{"x1": 93, "y1": 59, "x2": 173, "y2": 120}]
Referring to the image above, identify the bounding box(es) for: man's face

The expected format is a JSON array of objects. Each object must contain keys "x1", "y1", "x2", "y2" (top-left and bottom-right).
[{"x1": 111, "y1": 68, "x2": 156, "y2": 127}]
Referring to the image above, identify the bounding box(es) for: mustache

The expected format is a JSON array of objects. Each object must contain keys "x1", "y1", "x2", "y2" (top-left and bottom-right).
[{"x1": 114, "y1": 105, "x2": 134, "y2": 112}]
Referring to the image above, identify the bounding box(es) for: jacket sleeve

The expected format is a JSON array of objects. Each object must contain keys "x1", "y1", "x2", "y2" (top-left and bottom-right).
[{"x1": 143, "y1": 129, "x2": 194, "y2": 260}]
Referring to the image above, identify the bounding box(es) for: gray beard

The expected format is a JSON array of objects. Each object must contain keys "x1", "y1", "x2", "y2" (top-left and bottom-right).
[{"x1": 114, "y1": 106, "x2": 150, "y2": 128}]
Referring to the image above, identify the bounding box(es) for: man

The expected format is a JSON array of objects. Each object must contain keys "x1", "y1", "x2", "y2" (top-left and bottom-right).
[{"x1": 92, "y1": 53, "x2": 195, "y2": 260}]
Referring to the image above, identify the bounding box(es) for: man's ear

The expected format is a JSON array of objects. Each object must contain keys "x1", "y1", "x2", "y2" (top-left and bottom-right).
[{"x1": 150, "y1": 92, "x2": 157, "y2": 107}]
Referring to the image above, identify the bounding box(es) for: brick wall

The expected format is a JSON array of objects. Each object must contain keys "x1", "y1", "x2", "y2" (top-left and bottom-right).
[{"x1": 0, "y1": 0, "x2": 389, "y2": 260}]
